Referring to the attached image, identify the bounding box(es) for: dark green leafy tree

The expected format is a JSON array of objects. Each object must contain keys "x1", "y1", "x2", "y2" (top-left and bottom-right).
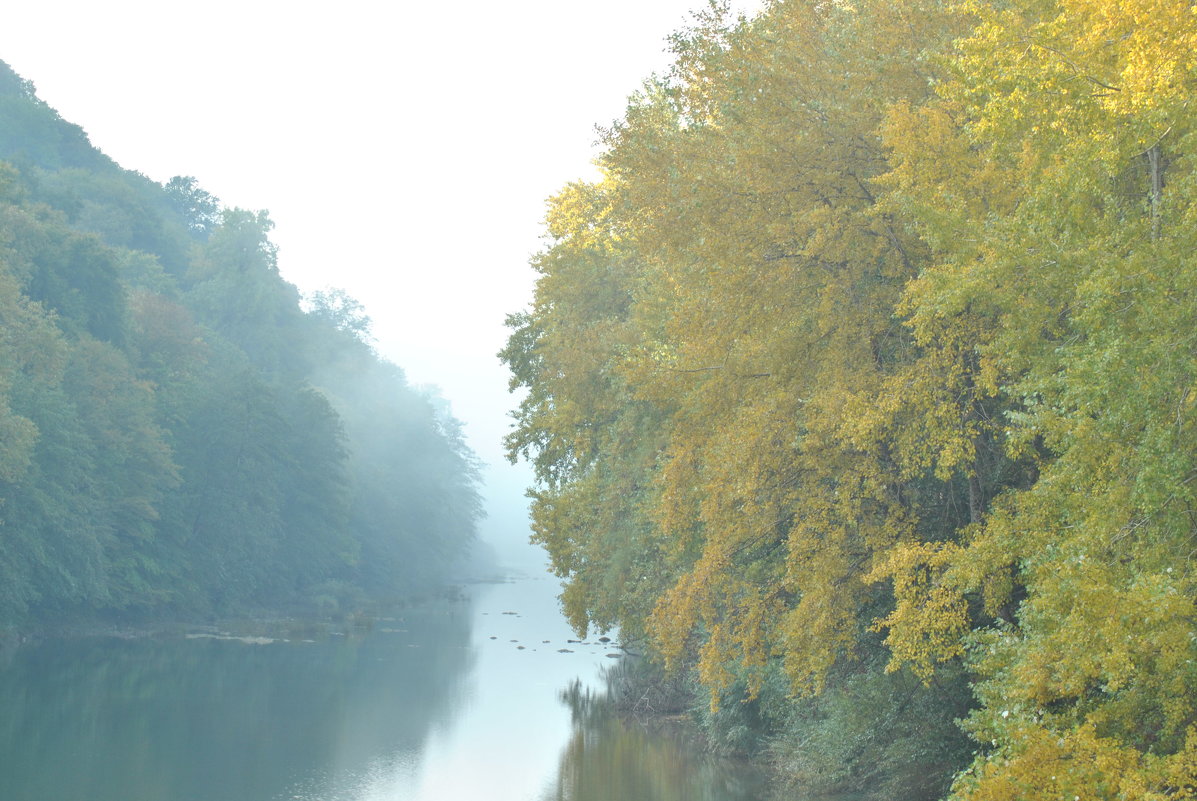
[{"x1": 163, "y1": 176, "x2": 220, "y2": 240}]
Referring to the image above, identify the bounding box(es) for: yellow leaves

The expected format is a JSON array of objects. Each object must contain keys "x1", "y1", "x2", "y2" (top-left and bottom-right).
[
  {"x1": 542, "y1": 180, "x2": 622, "y2": 251},
  {"x1": 1007, "y1": 559, "x2": 1197, "y2": 723},
  {"x1": 510, "y1": 0, "x2": 1197, "y2": 796},
  {"x1": 953, "y1": 723, "x2": 1170, "y2": 801},
  {"x1": 777, "y1": 578, "x2": 860, "y2": 696},
  {"x1": 955, "y1": 715, "x2": 1197, "y2": 801},
  {"x1": 868, "y1": 541, "x2": 968, "y2": 680},
  {"x1": 649, "y1": 558, "x2": 712, "y2": 673},
  {"x1": 695, "y1": 590, "x2": 777, "y2": 705},
  {"x1": 1071, "y1": 0, "x2": 1197, "y2": 119},
  {"x1": 1152, "y1": 728, "x2": 1197, "y2": 801}
]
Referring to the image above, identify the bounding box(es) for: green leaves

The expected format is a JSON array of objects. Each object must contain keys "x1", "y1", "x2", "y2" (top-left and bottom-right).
[
  {"x1": 0, "y1": 63, "x2": 485, "y2": 622},
  {"x1": 506, "y1": 0, "x2": 1197, "y2": 797}
]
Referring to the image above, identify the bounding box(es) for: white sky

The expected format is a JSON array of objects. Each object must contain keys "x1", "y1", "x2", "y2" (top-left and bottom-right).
[{"x1": 0, "y1": 0, "x2": 760, "y2": 562}]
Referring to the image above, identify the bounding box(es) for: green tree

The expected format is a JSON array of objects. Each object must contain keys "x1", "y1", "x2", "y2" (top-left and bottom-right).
[{"x1": 163, "y1": 176, "x2": 220, "y2": 239}]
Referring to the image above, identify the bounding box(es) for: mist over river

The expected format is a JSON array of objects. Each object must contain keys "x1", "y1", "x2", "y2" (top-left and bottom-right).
[{"x1": 0, "y1": 575, "x2": 766, "y2": 801}]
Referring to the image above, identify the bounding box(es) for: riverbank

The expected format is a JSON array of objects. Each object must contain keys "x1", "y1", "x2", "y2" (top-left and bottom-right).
[
  {"x1": 594, "y1": 649, "x2": 974, "y2": 801},
  {"x1": 2, "y1": 574, "x2": 788, "y2": 801},
  {"x1": 0, "y1": 578, "x2": 483, "y2": 658},
  {"x1": 576, "y1": 655, "x2": 767, "y2": 785}
]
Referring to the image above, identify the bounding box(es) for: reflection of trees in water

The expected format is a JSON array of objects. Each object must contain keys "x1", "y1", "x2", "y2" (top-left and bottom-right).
[
  {"x1": 0, "y1": 599, "x2": 476, "y2": 801},
  {"x1": 540, "y1": 667, "x2": 771, "y2": 801}
]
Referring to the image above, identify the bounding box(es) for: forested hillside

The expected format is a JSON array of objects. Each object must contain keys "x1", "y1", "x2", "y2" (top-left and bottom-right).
[
  {"x1": 0, "y1": 61, "x2": 481, "y2": 625},
  {"x1": 504, "y1": 1, "x2": 1197, "y2": 799}
]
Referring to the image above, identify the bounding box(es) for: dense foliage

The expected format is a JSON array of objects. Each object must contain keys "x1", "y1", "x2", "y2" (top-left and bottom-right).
[
  {"x1": 0, "y1": 61, "x2": 482, "y2": 624},
  {"x1": 503, "y1": 1, "x2": 1197, "y2": 798}
]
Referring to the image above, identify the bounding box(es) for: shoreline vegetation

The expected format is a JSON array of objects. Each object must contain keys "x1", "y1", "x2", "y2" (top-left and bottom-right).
[
  {"x1": 0, "y1": 59, "x2": 484, "y2": 634},
  {"x1": 0, "y1": 1, "x2": 1193, "y2": 798},
  {"x1": 503, "y1": 2, "x2": 1197, "y2": 799},
  {"x1": 595, "y1": 649, "x2": 968, "y2": 800},
  {"x1": 0, "y1": 580, "x2": 480, "y2": 652}
]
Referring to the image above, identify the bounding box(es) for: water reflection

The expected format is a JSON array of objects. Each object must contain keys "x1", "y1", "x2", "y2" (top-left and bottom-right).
[
  {"x1": 0, "y1": 600, "x2": 475, "y2": 801},
  {"x1": 540, "y1": 679, "x2": 771, "y2": 801},
  {"x1": 333, "y1": 575, "x2": 616, "y2": 801},
  {"x1": 0, "y1": 578, "x2": 774, "y2": 801}
]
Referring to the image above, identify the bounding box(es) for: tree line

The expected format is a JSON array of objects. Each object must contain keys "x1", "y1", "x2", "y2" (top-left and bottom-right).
[
  {"x1": 503, "y1": 1, "x2": 1197, "y2": 799},
  {"x1": 0, "y1": 60, "x2": 482, "y2": 625}
]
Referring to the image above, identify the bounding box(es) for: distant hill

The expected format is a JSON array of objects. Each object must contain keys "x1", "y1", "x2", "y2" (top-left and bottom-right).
[{"x1": 0, "y1": 59, "x2": 482, "y2": 625}]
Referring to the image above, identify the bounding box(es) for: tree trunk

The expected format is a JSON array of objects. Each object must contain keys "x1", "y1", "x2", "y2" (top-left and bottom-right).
[{"x1": 1148, "y1": 143, "x2": 1163, "y2": 240}]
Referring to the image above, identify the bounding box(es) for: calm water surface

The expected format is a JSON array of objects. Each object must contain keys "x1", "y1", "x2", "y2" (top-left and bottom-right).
[{"x1": 0, "y1": 575, "x2": 767, "y2": 801}]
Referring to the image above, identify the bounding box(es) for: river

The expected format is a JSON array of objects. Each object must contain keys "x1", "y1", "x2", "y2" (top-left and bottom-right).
[{"x1": 0, "y1": 574, "x2": 768, "y2": 801}]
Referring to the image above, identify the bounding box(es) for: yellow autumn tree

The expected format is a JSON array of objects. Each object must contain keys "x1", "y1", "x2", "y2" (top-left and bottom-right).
[
  {"x1": 508, "y1": 0, "x2": 1197, "y2": 797},
  {"x1": 609, "y1": 0, "x2": 986, "y2": 701},
  {"x1": 873, "y1": 0, "x2": 1197, "y2": 797},
  {"x1": 502, "y1": 179, "x2": 679, "y2": 640},
  {"x1": 509, "y1": 0, "x2": 978, "y2": 701}
]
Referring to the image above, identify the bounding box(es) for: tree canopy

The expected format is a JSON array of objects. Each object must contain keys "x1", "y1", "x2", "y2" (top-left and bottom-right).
[
  {"x1": 504, "y1": 1, "x2": 1197, "y2": 798},
  {"x1": 0, "y1": 61, "x2": 483, "y2": 623}
]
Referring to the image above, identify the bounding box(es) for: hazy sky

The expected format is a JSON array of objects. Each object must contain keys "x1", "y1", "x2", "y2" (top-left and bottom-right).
[{"x1": 0, "y1": 0, "x2": 757, "y2": 563}]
